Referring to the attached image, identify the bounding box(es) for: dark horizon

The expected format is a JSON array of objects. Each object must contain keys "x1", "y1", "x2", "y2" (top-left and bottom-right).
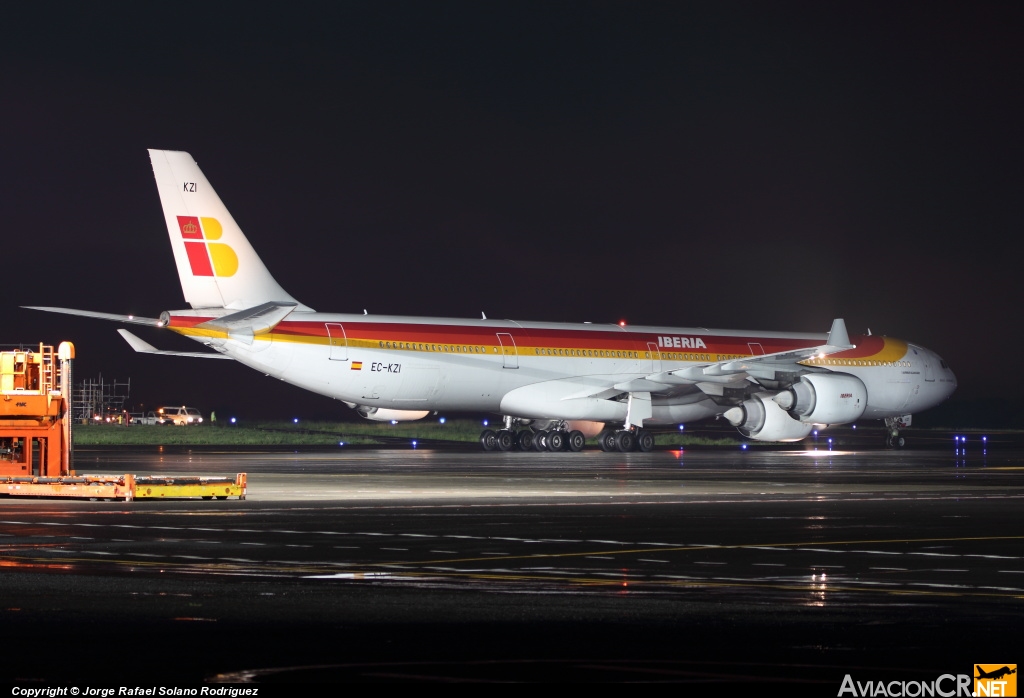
[{"x1": 5, "y1": 3, "x2": 1020, "y2": 421}]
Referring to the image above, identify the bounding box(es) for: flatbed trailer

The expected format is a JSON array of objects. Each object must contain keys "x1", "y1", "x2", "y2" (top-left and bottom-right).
[{"x1": 2, "y1": 473, "x2": 247, "y2": 500}]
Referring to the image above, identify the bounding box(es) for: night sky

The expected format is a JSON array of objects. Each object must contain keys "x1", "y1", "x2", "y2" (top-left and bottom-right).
[{"x1": 4, "y1": 3, "x2": 1021, "y2": 420}]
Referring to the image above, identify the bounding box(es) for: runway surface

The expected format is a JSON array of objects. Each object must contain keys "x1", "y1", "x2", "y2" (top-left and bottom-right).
[{"x1": 2, "y1": 438, "x2": 1021, "y2": 684}]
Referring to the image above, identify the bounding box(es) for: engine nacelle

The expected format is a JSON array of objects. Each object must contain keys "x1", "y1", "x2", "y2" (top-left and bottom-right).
[
  {"x1": 773, "y1": 373, "x2": 867, "y2": 425},
  {"x1": 355, "y1": 406, "x2": 430, "y2": 422},
  {"x1": 723, "y1": 395, "x2": 814, "y2": 442}
]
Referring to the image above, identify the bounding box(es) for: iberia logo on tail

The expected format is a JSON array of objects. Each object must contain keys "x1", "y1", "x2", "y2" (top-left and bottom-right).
[{"x1": 176, "y1": 216, "x2": 238, "y2": 277}]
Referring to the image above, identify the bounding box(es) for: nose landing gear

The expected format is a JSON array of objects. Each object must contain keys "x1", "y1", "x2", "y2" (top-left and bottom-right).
[{"x1": 884, "y1": 415, "x2": 910, "y2": 448}]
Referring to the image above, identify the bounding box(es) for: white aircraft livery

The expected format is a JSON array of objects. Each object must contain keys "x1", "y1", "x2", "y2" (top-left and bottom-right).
[{"x1": 27, "y1": 150, "x2": 958, "y2": 452}]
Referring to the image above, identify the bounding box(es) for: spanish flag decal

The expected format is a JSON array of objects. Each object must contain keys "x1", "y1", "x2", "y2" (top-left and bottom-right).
[{"x1": 351, "y1": 361, "x2": 363, "y2": 370}]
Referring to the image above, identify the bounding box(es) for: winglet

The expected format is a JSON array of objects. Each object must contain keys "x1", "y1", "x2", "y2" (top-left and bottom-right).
[{"x1": 827, "y1": 318, "x2": 853, "y2": 349}]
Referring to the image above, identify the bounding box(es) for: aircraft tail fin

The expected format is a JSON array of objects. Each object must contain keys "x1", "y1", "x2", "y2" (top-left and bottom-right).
[{"x1": 148, "y1": 150, "x2": 314, "y2": 312}]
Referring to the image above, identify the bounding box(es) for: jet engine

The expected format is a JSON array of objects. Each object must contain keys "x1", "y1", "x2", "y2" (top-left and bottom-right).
[
  {"x1": 773, "y1": 373, "x2": 867, "y2": 425},
  {"x1": 355, "y1": 406, "x2": 430, "y2": 422},
  {"x1": 723, "y1": 395, "x2": 814, "y2": 442}
]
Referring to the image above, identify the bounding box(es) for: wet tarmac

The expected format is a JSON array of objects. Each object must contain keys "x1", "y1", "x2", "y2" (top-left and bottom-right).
[{"x1": 1, "y1": 437, "x2": 1021, "y2": 685}]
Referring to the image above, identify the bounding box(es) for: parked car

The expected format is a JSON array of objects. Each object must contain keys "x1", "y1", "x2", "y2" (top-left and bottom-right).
[
  {"x1": 132, "y1": 411, "x2": 171, "y2": 426},
  {"x1": 156, "y1": 406, "x2": 204, "y2": 425}
]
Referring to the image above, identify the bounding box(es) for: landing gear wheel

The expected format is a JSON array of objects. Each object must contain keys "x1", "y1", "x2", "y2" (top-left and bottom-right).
[
  {"x1": 480, "y1": 429, "x2": 497, "y2": 451},
  {"x1": 496, "y1": 430, "x2": 515, "y2": 451},
  {"x1": 517, "y1": 430, "x2": 535, "y2": 451},
  {"x1": 547, "y1": 430, "x2": 566, "y2": 452},
  {"x1": 886, "y1": 434, "x2": 906, "y2": 449},
  {"x1": 567, "y1": 430, "x2": 586, "y2": 452},
  {"x1": 598, "y1": 430, "x2": 617, "y2": 452},
  {"x1": 636, "y1": 430, "x2": 655, "y2": 452},
  {"x1": 614, "y1": 431, "x2": 635, "y2": 452},
  {"x1": 533, "y1": 430, "x2": 549, "y2": 452}
]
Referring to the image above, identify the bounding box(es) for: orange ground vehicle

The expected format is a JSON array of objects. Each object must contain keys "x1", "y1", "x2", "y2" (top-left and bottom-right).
[{"x1": 0, "y1": 342, "x2": 73, "y2": 478}]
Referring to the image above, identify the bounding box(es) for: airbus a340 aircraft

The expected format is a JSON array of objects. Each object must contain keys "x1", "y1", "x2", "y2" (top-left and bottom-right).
[{"x1": 29, "y1": 150, "x2": 957, "y2": 452}]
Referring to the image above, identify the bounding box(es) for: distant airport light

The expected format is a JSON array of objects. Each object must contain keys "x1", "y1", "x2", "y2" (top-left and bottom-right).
[
  {"x1": 619, "y1": 320, "x2": 627, "y2": 327},
  {"x1": 293, "y1": 418, "x2": 299, "y2": 424},
  {"x1": 851, "y1": 424, "x2": 856, "y2": 429},
  {"x1": 482, "y1": 419, "x2": 489, "y2": 426},
  {"x1": 338, "y1": 441, "x2": 345, "y2": 447},
  {"x1": 230, "y1": 417, "x2": 236, "y2": 424},
  {"x1": 678, "y1": 424, "x2": 685, "y2": 431},
  {"x1": 439, "y1": 417, "x2": 446, "y2": 424},
  {"x1": 412, "y1": 440, "x2": 418, "y2": 448},
  {"x1": 391, "y1": 420, "x2": 398, "y2": 425},
  {"x1": 741, "y1": 444, "x2": 748, "y2": 450}
]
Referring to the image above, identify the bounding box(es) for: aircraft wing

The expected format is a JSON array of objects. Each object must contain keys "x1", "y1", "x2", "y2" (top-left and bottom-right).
[
  {"x1": 647, "y1": 318, "x2": 855, "y2": 387},
  {"x1": 117, "y1": 329, "x2": 230, "y2": 359},
  {"x1": 22, "y1": 306, "x2": 164, "y2": 327}
]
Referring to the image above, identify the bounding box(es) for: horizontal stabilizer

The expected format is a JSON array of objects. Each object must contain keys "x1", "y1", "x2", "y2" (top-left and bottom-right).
[
  {"x1": 195, "y1": 301, "x2": 297, "y2": 335},
  {"x1": 117, "y1": 329, "x2": 230, "y2": 359},
  {"x1": 23, "y1": 306, "x2": 163, "y2": 326}
]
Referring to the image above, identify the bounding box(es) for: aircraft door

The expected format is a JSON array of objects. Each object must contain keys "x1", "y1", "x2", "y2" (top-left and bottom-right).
[
  {"x1": 496, "y1": 333, "x2": 518, "y2": 368},
  {"x1": 326, "y1": 323, "x2": 348, "y2": 361},
  {"x1": 646, "y1": 342, "x2": 662, "y2": 373}
]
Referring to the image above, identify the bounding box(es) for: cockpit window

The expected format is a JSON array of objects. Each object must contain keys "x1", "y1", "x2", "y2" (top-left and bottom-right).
[{"x1": 940, "y1": 360, "x2": 948, "y2": 369}]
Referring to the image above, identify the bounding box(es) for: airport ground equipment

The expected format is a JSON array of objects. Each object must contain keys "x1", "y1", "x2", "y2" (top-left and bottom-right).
[
  {"x1": 0, "y1": 342, "x2": 74, "y2": 478},
  {"x1": 2, "y1": 472, "x2": 246, "y2": 500},
  {"x1": 0, "y1": 342, "x2": 245, "y2": 500}
]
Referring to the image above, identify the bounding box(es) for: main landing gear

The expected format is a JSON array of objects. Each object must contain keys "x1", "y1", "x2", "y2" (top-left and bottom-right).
[
  {"x1": 479, "y1": 418, "x2": 655, "y2": 453},
  {"x1": 480, "y1": 426, "x2": 587, "y2": 452},
  {"x1": 597, "y1": 428, "x2": 655, "y2": 453}
]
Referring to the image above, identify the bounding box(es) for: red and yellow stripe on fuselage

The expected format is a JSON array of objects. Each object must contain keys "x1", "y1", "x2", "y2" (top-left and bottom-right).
[
  {"x1": 798, "y1": 334, "x2": 909, "y2": 368},
  {"x1": 165, "y1": 315, "x2": 832, "y2": 362}
]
